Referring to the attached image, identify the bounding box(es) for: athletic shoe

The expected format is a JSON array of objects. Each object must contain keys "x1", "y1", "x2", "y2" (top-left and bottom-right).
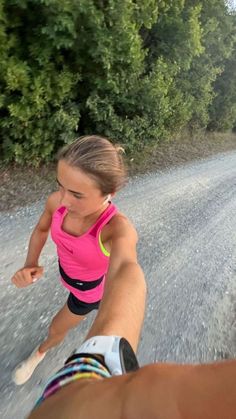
[{"x1": 12, "y1": 347, "x2": 46, "y2": 385}]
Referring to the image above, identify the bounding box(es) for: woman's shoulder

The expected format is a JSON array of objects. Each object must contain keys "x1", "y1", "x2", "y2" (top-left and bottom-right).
[
  {"x1": 109, "y1": 212, "x2": 138, "y2": 240},
  {"x1": 45, "y1": 191, "x2": 62, "y2": 215}
]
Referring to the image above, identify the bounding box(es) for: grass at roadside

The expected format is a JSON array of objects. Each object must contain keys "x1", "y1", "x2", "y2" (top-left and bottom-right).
[
  {"x1": 128, "y1": 131, "x2": 236, "y2": 175},
  {"x1": 0, "y1": 131, "x2": 236, "y2": 212}
]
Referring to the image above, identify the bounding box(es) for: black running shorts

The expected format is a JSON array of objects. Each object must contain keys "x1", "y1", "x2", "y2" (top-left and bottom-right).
[{"x1": 67, "y1": 293, "x2": 100, "y2": 315}]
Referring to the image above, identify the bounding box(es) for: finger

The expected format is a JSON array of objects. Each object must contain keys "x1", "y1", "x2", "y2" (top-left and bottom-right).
[
  {"x1": 31, "y1": 266, "x2": 44, "y2": 275},
  {"x1": 11, "y1": 275, "x2": 17, "y2": 284},
  {"x1": 15, "y1": 271, "x2": 31, "y2": 286},
  {"x1": 28, "y1": 268, "x2": 42, "y2": 278},
  {"x1": 13, "y1": 278, "x2": 23, "y2": 288},
  {"x1": 15, "y1": 271, "x2": 26, "y2": 282},
  {"x1": 12, "y1": 274, "x2": 23, "y2": 287},
  {"x1": 11, "y1": 276, "x2": 18, "y2": 286},
  {"x1": 23, "y1": 269, "x2": 36, "y2": 284}
]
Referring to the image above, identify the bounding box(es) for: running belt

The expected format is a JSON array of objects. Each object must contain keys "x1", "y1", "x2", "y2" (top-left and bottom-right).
[{"x1": 59, "y1": 262, "x2": 104, "y2": 291}]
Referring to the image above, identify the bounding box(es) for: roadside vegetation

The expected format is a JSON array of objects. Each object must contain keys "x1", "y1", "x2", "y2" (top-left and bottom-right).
[{"x1": 0, "y1": 1, "x2": 235, "y2": 166}]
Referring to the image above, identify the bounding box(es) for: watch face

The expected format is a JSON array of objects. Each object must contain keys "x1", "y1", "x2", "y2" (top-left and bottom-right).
[{"x1": 119, "y1": 338, "x2": 139, "y2": 373}]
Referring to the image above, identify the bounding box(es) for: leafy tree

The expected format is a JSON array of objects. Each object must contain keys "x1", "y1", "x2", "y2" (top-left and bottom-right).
[
  {"x1": 208, "y1": 9, "x2": 236, "y2": 131},
  {"x1": 0, "y1": 0, "x2": 80, "y2": 164},
  {"x1": 0, "y1": 0, "x2": 235, "y2": 165}
]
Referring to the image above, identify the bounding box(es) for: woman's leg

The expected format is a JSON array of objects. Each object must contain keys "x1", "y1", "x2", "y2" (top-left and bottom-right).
[
  {"x1": 39, "y1": 303, "x2": 85, "y2": 353},
  {"x1": 13, "y1": 301, "x2": 86, "y2": 385}
]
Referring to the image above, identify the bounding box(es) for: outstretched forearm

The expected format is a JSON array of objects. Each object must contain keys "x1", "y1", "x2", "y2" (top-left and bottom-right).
[
  {"x1": 177, "y1": 360, "x2": 236, "y2": 419},
  {"x1": 85, "y1": 262, "x2": 146, "y2": 351},
  {"x1": 126, "y1": 361, "x2": 236, "y2": 419},
  {"x1": 29, "y1": 360, "x2": 236, "y2": 419}
]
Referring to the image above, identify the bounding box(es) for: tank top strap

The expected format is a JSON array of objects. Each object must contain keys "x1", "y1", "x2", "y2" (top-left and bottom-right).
[
  {"x1": 57, "y1": 206, "x2": 66, "y2": 215},
  {"x1": 89, "y1": 203, "x2": 117, "y2": 238}
]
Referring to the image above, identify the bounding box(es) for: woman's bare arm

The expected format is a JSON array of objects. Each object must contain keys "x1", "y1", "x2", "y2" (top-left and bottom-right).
[
  {"x1": 29, "y1": 360, "x2": 236, "y2": 419},
  {"x1": 86, "y1": 216, "x2": 146, "y2": 351},
  {"x1": 24, "y1": 192, "x2": 60, "y2": 267},
  {"x1": 11, "y1": 192, "x2": 60, "y2": 287}
]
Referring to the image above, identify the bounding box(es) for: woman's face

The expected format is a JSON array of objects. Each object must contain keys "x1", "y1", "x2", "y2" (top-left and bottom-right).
[{"x1": 57, "y1": 160, "x2": 109, "y2": 217}]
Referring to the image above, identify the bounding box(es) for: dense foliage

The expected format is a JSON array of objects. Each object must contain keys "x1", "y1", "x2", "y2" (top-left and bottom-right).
[{"x1": 0, "y1": 0, "x2": 235, "y2": 164}]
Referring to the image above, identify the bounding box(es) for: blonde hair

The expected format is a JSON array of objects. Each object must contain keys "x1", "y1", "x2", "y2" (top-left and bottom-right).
[{"x1": 57, "y1": 135, "x2": 127, "y2": 195}]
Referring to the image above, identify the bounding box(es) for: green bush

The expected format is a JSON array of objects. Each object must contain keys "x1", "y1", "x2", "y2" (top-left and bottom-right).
[{"x1": 0, "y1": 0, "x2": 235, "y2": 165}]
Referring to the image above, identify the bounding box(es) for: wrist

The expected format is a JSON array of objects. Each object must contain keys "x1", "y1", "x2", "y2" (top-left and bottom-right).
[
  {"x1": 75, "y1": 336, "x2": 139, "y2": 376},
  {"x1": 24, "y1": 261, "x2": 38, "y2": 268},
  {"x1": 34, "y1": 354, "x2": 110, "y2": 410}
]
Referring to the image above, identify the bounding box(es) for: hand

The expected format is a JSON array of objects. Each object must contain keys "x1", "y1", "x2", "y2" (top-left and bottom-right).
[{"x1": 11, "y1": 266, "x2": 44, "y2": 288}]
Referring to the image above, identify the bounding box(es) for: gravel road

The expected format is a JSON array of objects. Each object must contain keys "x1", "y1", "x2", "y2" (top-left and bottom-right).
[{"x1": 1, "y1": 151, "x2": 236, "y2": 418}]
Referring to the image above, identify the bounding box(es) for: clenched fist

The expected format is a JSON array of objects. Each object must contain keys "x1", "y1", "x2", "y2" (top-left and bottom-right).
[{"x1": 11, "y1": 266, "x2": 44, "y2": 288}]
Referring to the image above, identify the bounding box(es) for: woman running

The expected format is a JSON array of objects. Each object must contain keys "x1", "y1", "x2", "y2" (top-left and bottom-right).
[{"x1": 11, "y1": 135, "x2": 140, "y2": 385}]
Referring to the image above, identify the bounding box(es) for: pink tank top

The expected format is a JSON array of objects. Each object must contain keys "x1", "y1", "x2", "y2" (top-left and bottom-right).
[{"x1": 50, "y1": 203, "x2": 117, "y2": 303}]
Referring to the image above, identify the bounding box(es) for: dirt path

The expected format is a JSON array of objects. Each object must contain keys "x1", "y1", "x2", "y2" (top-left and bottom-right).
[
  {"x1": 1, "y1": 132, "x2": 236, "y2": 212},
  {"x1": 1, "y1": 150, "x2": 236, "y2": 418}
]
